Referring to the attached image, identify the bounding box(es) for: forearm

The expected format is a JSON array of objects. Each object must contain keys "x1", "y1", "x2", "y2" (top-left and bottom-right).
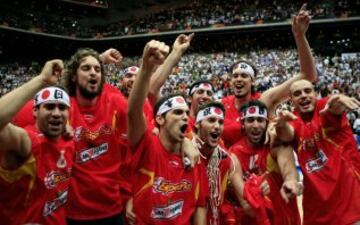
[
  {"x1": 276, "y1": 145, "x2": 298, "y2": 182},
  {"x1": 127, "y1": 66, "x2": 153, "y2": 147},
  {"x1": 275, "y1": 122, "x2": 294, "y2": 143},
  {"x1": 149, "y1": 50, "x2": 183, "y2": 98},
  {"x1": 230, "y1": 154, "x2": 245, "y2": 201},
  {"x1": 0, "y1": 75, "x2": 45, "y2": 129},
  {"x1": 294, "y1": 33, "x2": 317, "y2": 82},
  {"x1": 0, "y1": 124, "x2": 31, "y2": 156},
  {"x1": 192, "y1": 207, "x2": 206, "y2": 225},
  {"x1": 128, "y1": 67, "x2": 152, "y2": 116}
]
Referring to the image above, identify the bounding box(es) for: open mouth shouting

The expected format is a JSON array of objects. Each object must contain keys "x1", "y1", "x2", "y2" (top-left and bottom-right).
[
  {"x1": 249, "y1": 128, "x2": 264, "y2": 143},
  {"x1": 180, "y1": 124, "x2": 188, "y2": 137},
  {"x1": 233, "y1": 82, "x2": 247, "y2": 95},
  {"x1": 48, "y1": 120, "x2": 64, "y2": 133},
  {"x1": 299, "y1": 98, "x2": 312, "y2": 110},
  {"x1": 208, "y1": 131, "x2": 221, "y2": 146},
  {"x1": 88, "y1": 79, "x2": 99, "y2": 91}
]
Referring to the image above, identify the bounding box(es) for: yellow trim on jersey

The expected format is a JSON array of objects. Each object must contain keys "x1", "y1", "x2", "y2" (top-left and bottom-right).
[
  {"x1": 135, "y1": 168, "x2": 155, "y2": 198},
  {"x1": 0, "y1": 153, "x2": 36, "y2": 205},
  {"x1": 266, "y1": 154, "x2": 280, "y2": 173},
  {"x1": 112, "y1": 110, "x2": 117, "y2": 130},
  {"x1": 221, "y1": 171, "x2": 229, "y2": 203},
  {"x1": 195, "y1": 181, "x2": 200, "y2": 201}
]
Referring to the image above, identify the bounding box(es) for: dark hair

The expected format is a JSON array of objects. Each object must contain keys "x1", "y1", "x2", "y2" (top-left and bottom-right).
[
  {"x1": 240, "y1": 100, "x2": 268, "y2": 119},
  {"x1": 63, "y1": 48, "x2": 105, "y2": 96},
  {"x1": 188, "y1": 80, "x2": 215, "y2": 96}
]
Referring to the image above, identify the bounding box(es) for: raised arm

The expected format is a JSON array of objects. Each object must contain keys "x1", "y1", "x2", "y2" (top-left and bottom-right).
[
  {"x1": 292, "y1": 3, "x2": 317, "y2": 82},
  {"x1": 192, "y1": 207, "x2": 207, "y2": 225},
  {"x1": 273, "y1": 110, "x2": 296, "y2": 143},
  {"x1": 127, "y1": 40, "x2": 169, "y2": 148},
  {"x1": 260, "y1": 4, "x2": 317, "y2": 113},
  {"x1": 148, "y1": 33, "x2": 194, "y2": 105},
  {"x1": 273, "y1": 145, "x2": 302, "y2": 203},
  {"x1": 320, "y1": 94, "x2": 360, "y2": 116},
  {"x1": 0, "y1": 60, "x2": 64, "y2": 156},
  {"x1": 99, "y1": 48, "x2": 123, "y2": 65}
]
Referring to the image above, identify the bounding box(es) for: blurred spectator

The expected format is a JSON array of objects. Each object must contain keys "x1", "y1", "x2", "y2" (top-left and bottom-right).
[{"x1": 0, "y1": 0, "x2": 359, "y2": 38}]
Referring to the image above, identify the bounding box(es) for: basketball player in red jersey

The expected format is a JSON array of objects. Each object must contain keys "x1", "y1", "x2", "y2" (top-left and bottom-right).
[
  {"x1": 127, "y1": 40, "x2": 208, "y2": 225},
  {"x1": 228, "y1": 100, "x2": 302, "y2": 225},
  {"x1": 222, "y1": 4, "x2": 318, "y2": 147},
  {"x1": 192, "y1": 101, "x2": 246, "y2": 225},
  {"x1": 0, "y1": 60, "x2": 74, "y2": 225},
  {"x1": 275, "y1": 79, "x2": 360, "y2": 225},
  {"x1": 63, "y1": 48, "x2": 129, "y2": 224}
]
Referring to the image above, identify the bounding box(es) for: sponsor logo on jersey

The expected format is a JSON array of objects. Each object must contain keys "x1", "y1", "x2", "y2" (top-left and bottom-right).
[
  {"x1": 75, "y1": 143, "x2": 109, "y2": 163},
  {"x1": 153, "y1": 177, "x2": 192, "y2": 194},
  {"x1": 305, "y1": 150, "x2": 328, "y2": 173},
  {"x1": 301, "y1": 133, "x2": 321, "y2": 151},
  {"x1": 43, "y1": 190, "x2": 68, "y2": 217},
  {"x1": 74, "y1": 125, "x2": 113, "y2": 142},
  {"x1": 151, "y1": 200, "x2": 184, "y2": 219},
  {"x1": 44, "y1": 169, "x2": 71, "y2": 189}
]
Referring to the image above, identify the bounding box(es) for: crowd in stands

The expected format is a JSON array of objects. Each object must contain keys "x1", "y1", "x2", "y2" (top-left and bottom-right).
[{"x1": 0, "y1": 0, "x2": 359, "y2": 38}]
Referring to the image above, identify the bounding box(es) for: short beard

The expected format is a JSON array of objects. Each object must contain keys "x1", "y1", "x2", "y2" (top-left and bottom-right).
[
  {"x1": 78, "y1": 83, "x2": 103, "y2": 99},
  {"x1": 249, "y1": 134, "x2": 265, "y2": 147}
]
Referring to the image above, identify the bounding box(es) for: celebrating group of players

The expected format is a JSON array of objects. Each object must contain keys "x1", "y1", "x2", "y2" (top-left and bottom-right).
[{"x1": 1, "y1": 4, "x2": 360, "y2": 225}]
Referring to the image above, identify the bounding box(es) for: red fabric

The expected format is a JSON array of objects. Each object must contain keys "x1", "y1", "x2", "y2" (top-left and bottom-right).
[
  {"x1": 11, "y1": 84, "x2": 121, "y2": 129},
  {"x1": 118, "y1": 98, "x2": 154, "y2": 206},
  {"x1": 221, "y1": 93, "x2": 261, "y2": 148},
  {"x1": 0, "y1": 126, "x2": 74, "y2": 225},
  {"x1": 131, "y1": 130, "x2": 208, "y2": 225},
  {"x1": 12, "y1": 100, "x2": 35, "y2": 127},
  {"x1": 227, "y1": 137, "x2": 300, "y2": 225},
  {"x1": 243, "y1": 174, "x2": 272, "y2": 225},
  {"x1": 290, "y1": 98, "x2": 360, "y2": 225},
  {"x1": 66, "y1": 88, "x2": 128, "y2": 220},
  {"x1": 199, "y1": 146, "x2": 232, "y2": 225},
  {"x1": 187, "y1": 116, "x2": 196, "y2": 133},
  {"x1": 103, "y1": 83, "x2": 122, "y2": 94}
]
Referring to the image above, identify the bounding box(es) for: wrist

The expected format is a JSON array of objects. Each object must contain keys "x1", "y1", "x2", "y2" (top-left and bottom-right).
[
  {"x1": 293, "y1": 32, "x2": 306, "y2": 40},
  {"x1": 172, "y1": 47, "x2": 185, "y2": 54},
  {"x1": 140, "y1": 64, "x2": 155, "y2": 77},
  {"x1": 284, "y1": 175, "x2": 299, "y2": 183},
  {"x1": 38, "y1": 75, "x2": 53, "y2": 87},
  {"x1": 99, "y1": 53, "x2": 105, "y2": 63}
]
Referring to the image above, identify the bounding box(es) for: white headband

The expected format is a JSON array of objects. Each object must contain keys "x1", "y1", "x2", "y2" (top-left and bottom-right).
[
  {"x1": 190, "y1": 82, "x2": 214, "y2": 96},
  {"x1": 241, "y1": 105, "x2": 267, "y2": 119},
  {"x1": 123, "y1": 66, "x2": 139, "y2": 76},
  {"x1": 196, "y1": 106, "x2": 224, "y2": 123},
  {"x1": 232, "y1": 62, "x2": 255, "y2": 80},
  {"x1": 156, "y1": 96, "x2": 189, "y2": 116},
  {"x1": 34, "y1": 87, "x2": 70, "y2": 107}
]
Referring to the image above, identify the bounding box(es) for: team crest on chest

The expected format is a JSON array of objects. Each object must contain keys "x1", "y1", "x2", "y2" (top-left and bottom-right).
[{"x1": 56, "y1": 150, "x2": 67, "y2": 169}]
